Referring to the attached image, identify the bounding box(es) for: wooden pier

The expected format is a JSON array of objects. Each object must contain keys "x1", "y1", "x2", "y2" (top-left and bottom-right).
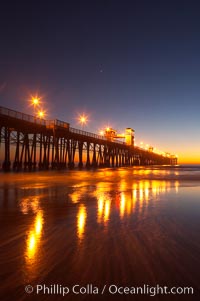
[{"x1": 0, "y1": 106, "x2": 177, "y2": 171}]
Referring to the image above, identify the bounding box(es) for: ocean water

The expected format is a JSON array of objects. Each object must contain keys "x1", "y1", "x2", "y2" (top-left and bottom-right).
[{"x1": 0, "y1": 165, "x2": 200, "y2": 300}]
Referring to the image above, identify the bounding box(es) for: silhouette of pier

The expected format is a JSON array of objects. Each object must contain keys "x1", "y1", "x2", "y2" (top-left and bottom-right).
[{"x1": 0, "y1": 106, "x2": 177, "y2": 171}]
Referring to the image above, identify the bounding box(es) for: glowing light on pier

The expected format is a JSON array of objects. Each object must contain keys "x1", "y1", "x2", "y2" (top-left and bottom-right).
[
  {"x1": 30, "y1": 95, "x2": 41, "y2": 107},
  {"x1": 37, "y1": 110, "x2": 46, "y2": 119},
  {"x1": 29, "y1": 95, "x2": 41, "y2": 115},
  {"x1": 77, "y1": 113, "x2": 89, "y2": 129},
  {"x1": 32, "y1": 98, "x2": 39, "y2": 106}
]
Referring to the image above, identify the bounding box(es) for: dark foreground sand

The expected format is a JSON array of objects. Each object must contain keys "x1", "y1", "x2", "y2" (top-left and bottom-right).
[{"x1": 0, "y1": 167, "x2": 200, "y2": 300}]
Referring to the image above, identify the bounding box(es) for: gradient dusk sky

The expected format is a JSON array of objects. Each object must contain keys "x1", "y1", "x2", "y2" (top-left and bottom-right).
[{"x1": 1, "y1": 1, "x2": 200, "y2": 163}]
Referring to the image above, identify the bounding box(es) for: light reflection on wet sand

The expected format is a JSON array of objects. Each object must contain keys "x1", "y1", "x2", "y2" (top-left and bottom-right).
[
  {"x1": 24, "y1": 210, "x2": 44, "y2": 279},
  {"x1": 77, "y1": 204, "x2": 87, "y2": 241},
  {"x1": 0, "y1": 167, "x2": 200, "y2": 300}
]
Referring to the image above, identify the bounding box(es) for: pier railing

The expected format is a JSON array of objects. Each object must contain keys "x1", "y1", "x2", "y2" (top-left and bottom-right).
[
  {"x1": 69, "y1": 128, "x2": 125, "y2": 144},
  {"x1": 0, "y1": 106, "x2": 124, "y2": 144},
  {"x1": 69, "y1": 127, "x2": 106, "y2": 140},
  {"x1": 0, "y1": 106, "x2": 46, "y2": 125}
]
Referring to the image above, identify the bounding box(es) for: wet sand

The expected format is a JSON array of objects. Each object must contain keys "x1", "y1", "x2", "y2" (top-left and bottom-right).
[{"x1": 0, "y1": 167, "x2": 200, "y2": 300}]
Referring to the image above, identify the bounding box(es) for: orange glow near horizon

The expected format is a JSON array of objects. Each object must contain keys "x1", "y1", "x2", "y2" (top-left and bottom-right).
[{"x1": 178, "y1": 153, "x2": 200, "y2": 164}]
